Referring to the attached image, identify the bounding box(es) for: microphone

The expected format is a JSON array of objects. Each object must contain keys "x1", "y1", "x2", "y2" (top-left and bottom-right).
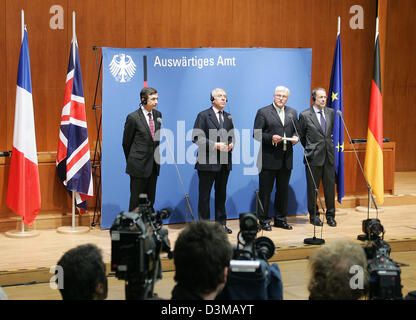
[
  {"x1": 225, "y1": 115, "x2": 235, "y2": 147},
  {"x1": 336, "y1": 110, "x2": 379, "y2": 241},
  {"x1": 288, "y1": 112, "x2": 325, "y2": 245},
  {"x1": 157, "y1": 118, "x2": 195, "y2": 221}
]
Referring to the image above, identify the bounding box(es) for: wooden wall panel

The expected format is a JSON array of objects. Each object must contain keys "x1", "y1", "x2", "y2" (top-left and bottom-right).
[
  {"x1": 1, "y1": 0, "x2": 415, "y2": 224},
  {"x1": 68, "y1": 0, "x2": 126, "y2": 151},
  {"x1": 383, "y1": 0, "x2": 416, "y2": 171},
  {"x1": 179, "y1": 0, "x2": 234, "y2": 48},
  {"x1": 5, "y1": 0, "x2": 67, "y2": 153},
  {"x1": 0, "y1": 0, "x2": 6, "y2": 152},
  {"x1": 126, "y1": 0, "x2": 182, "y2": 48},
  {"x1": 343, "y1": 142, "x2": 395, "y2": 195},
  {"x1": 0, "y1": 153, "x2": 98, "y2": 216}
]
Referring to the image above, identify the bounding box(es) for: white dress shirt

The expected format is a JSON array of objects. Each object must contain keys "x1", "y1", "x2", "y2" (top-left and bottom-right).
[{"x1": 273, "y1": 103, "x2": 287, "y2": 150}]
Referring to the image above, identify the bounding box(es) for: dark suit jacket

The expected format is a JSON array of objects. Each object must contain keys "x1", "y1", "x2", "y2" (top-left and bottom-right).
[
  {"x1": 299, "y1": 106, "x2": 335, "y2": 166},
  {"x1": 192, "y1": 107, "x2": 234, "y2": 172},
  {"x1": 253, "y1": 104, "x2": 299, "y2": 171},
  {"x1": 122, "y1": 107, "x2": 162, "y2": 178}
]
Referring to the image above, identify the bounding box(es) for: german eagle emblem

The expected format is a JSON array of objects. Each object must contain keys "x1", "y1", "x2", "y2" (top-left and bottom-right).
[{"x1": 109, "y1": 53, "x2": 136, "y2": 83}]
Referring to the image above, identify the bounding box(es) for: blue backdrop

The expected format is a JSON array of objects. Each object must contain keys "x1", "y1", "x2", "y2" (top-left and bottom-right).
[{"x1": 101, "y1": 48, "x2": 312, "y2": 229}]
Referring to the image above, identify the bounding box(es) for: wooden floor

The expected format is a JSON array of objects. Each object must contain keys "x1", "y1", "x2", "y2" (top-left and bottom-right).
[
  {"x1": 4, "y1": 250, "x2": 416, "y2": 300},
  {"x1": 1, "y1": 172, "x2": 416, "y2": 299}
]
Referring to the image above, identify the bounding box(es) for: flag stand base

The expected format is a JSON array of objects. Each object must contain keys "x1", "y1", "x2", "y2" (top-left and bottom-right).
[
  {"x1": 5, "y1": 230, "x2": 40, "y2": 238},
  {"x1": 57, "y1": 226, "x2": 90, "y2": 234},
  {"x1": 355, "y1": 206, "x2": 384, "y2": 213}
]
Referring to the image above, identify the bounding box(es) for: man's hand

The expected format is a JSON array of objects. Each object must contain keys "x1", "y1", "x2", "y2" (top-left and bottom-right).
[
  {"x1": 272, "y1": 134, "x2": 283, "y2": 145},
  {"x1": 214, "y1": 142, "x2": 229, "y2": 152},
  {"x1": 291, "y1": 136, "x2": 299, "y2": 145}
]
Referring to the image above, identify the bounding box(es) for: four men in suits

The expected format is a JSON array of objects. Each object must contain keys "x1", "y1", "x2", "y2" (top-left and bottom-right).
[
  {"x1": 192, "y1": 88, "x2": 234, "y2": 234},
  {"x1": 122, "y1": 86, "x2": 337, "y2": 230},
  {"x1": 254, "y1": 86, "x2": 299, "y2": 231},
  {"x1": 299, "y1": 88, "x2": 336, "y2": 227},
  {"x1": 122, "y1": 87, "x2": 162, "y2": 212}
]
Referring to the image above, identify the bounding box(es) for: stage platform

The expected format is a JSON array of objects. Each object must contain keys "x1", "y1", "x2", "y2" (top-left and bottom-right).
[{"x1": 1, "y1": 172, "x2": 416, "y2": 287}]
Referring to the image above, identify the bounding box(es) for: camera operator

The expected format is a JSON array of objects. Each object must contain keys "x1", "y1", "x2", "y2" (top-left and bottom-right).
[
  {"x1": 308, "y1": 240, "x2": 369, "y2": 300},
  {"x1": 216, "y1": 213, "x2": 283, "y2": 300},
  {"x1": 56, "y1": 244, "x2": 108, "y2": 300},
  {"x1": 171, "y1": 220, "x2": 233, "y2": 300}
]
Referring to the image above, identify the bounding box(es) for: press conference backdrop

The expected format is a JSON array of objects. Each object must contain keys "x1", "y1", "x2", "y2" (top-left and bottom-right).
[{"x1": 101, "y1": 48, "x2": 311, "y2": 229}]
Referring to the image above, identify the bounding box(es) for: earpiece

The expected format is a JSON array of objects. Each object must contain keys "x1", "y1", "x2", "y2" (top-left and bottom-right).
[{"x1": 210, "y1": 94, "x2": 228, "y2": 103}]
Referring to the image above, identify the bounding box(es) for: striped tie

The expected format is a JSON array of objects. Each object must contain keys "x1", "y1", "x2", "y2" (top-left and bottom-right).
[
  {"x1": 218, "y1": 110, "x2": 224, "y2": 128},
  {"x1": 148, "y1": 112, "x2": 155, "y2": 140},
  {"x1": 319, "y1": 111, "x2": 326, "y2": 134}
]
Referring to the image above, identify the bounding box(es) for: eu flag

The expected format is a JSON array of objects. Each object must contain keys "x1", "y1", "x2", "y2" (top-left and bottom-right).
[{"x1": 328, "y1": 34, "x2": 345, "y2": 203}]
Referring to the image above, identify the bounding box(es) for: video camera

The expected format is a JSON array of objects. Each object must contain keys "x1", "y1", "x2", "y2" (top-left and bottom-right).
[
  {"x1": 110, "y1": 194, "x2": 172, "y2": 300},
  {"x1": 217, "y1": 213, "x2": 283, "y2": 300},
  {"x1": 232, "y1": 213, "x2": 275, "y2": 262},
  {"x1": 362, "y1": 219, "x2": 403, "y2": 300}
]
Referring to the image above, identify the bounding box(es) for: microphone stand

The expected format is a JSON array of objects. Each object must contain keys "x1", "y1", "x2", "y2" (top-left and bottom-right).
[
  {"x1": 288, "y1": 114, "x2": 325, "y2": 245},
  {"x1": 336, "y1": 111, "x2": 379, "y2": 241},
  {"x1": 250, "y1": 178, "x2": 266, "y2": 233},
  {"x1": 157, "y1": 119, "x2": 195, "y2": 221}
]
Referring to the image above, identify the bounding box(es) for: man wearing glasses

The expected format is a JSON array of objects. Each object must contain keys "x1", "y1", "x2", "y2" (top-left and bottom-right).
[{"x1": 254, "y1": 86, "x2": 299, "y2": 231}]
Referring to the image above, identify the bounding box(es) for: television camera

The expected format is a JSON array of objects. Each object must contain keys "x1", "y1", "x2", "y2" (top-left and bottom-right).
[
  {"x1": 232, "y1": 213, "x2": 275, "y2": 262},
  {"x1": 110, "y1": 194, "x2": 172, "y2": 300},
  {"x1": 362, "y1": 218, "x2": 403, "y2": 299},
  {"x1": 217, "y1": 213, "x2": 283, "y2": 300}
]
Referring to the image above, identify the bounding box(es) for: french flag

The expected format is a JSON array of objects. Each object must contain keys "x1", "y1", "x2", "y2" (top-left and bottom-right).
[{"x1": 6, "y1": 27, "x2": 41, "y2": 226}]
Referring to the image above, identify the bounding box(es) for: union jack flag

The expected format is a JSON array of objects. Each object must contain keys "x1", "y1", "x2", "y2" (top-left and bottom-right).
[{"x1": 56, "y1": 38, "x2": 93, "y2": 212}]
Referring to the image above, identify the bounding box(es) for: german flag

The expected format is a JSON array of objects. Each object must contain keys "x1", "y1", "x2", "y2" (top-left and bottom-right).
[{"x1": 364, "y1": 19, "x2": 384, "y2": 205}]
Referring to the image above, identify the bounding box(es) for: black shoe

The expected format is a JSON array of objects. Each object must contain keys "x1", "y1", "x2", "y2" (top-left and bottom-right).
[
  {"x1": 310, "y1": 217, "x2": 323, "y2": 226},
  {"x1": 327, "y1": 217, "x2": 337, "y2": 227},
  {"x1": 222, "y1": 225, "x2": 232, "y2": 234},
  {"x1": 274, "y1": 220, "x2": 293, "y2": 230},
  {"x1": 260, "y1": 222, "x2": 272, "y2": 231}
]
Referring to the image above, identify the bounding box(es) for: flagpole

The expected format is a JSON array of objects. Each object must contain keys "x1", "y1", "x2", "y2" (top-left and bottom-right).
[
  {"x1": 57, "y1": 10, "x2": 89, "y2": 235},
  {"x1": 5, "y1": 10, "x2": 40, "y2": 238},
  {"x1": 72, "y1": 11, "x2": 76, "y2": 63},
  {"x1": 337, "y1": 16, "x2": 340, "y2": 35},
  {"x1": 71, "y1": 11, "x2": 76, "y2": 230},
  {"x1": 21, "y1": 9, "x2": 25, "y2": 234}
]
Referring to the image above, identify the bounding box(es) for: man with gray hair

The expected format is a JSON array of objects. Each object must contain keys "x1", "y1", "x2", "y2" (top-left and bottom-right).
[
  {"x1": 192, "y1": 88, "x2": 234, "y2": 233},
  {"x1": 308, "y1": 240, "x2": 369, "y2": 300},
  {"x1": 254, "y1": 86, "x2": 299, "y2": 231}
]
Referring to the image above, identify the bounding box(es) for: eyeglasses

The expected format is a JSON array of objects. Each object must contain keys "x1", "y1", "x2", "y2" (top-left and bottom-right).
[{"x1": 275, "y1": 94, "x2": 288, "y2": 99}]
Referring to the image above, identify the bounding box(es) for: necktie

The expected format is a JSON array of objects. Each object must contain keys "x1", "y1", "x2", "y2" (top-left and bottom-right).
[
  {"x1": 319, "y1": 111, "x2": 326, "y2": 134},
  {"x1": 148, "y1": 112, "x2": 155, "y2": 140},
  {"x1": 278, "y1": 108, "x2": 287, "y2": 151},
  {"x1": 218, "y1": 111, "x2": 224, "y2": 128}
]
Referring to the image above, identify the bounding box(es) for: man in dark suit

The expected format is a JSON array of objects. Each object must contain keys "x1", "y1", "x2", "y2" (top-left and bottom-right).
[
  {"x1": 192, "y1": 88, "x2": 234, "y2": 234},
  {"x1": 299, "y1": 87, "x2": 336, "y2": 227},
  {"x1": 254, "y1": 86, "x2": 299, "y2": 231},
  {"x1": 122, "y1": 87, "x2": 162, "y2": 212}
]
